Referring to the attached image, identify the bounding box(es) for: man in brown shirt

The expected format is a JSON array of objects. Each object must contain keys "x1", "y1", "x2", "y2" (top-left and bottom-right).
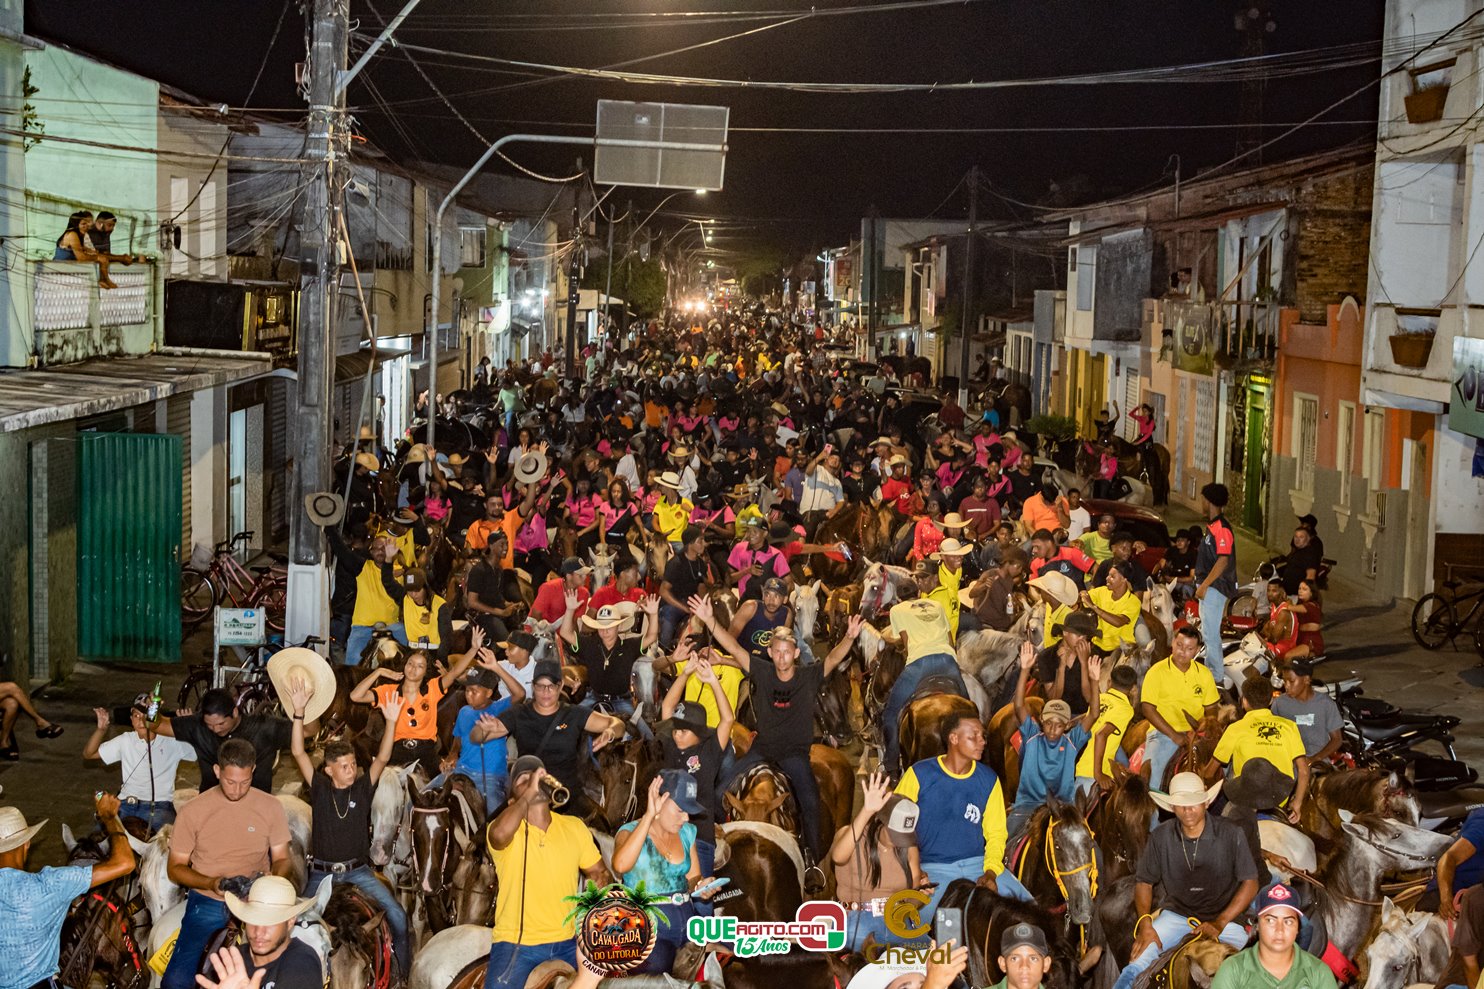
[
  {"x1": 970, "y1": 548, "x2": 1029, "y2": 632},
  {"x1": 162, "y1": 738, "x2": 292, "y2": 989},
  {"x1": 1435, "y1": 885, "x2": 1484, "y2": 989}
]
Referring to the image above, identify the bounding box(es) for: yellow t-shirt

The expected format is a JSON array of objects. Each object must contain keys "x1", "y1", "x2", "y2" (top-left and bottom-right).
[
  {"x1": 1213, "y1": 709, "x2": 1307, "y2": 779},
  {"x1": 1087, "y1": 586, "x2": 1141, "y2": 652},
  {"x1": 489, "y1": 814, "x2": 601, "y2": 944},
  {"x1": 889, "y1": 598, "x2": 955, "y2": 664},
  {"x1": 1140, "y1": 657, "x2": 1218, "y2": 734},
  {"x1": 683, "y1": 668, "x2": 744, "y2": 728},
  {"x1": 403, "y1": 594, "x2": 446, "y2": 646},
  {"x1": 930, "y1": 564, "x2": 963, "y2": 636},
  {"x1": 653, "y1": 497, "x2": 694, "y2": 543},
  {"x1": 1075, "y1": 689, "x2": 1136, "y2": 779},
  {"x1": 1042, "y1": 603, "x2": 1071, "y2": 648},
  {"x1": 392, "y1": 528, "x2": 417, "y2": 568}
]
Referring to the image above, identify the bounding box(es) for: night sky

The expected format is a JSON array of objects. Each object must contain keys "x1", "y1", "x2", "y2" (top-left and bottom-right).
[{"x1": 26, "y1": 1, "x2": 1385, "y2": 255}]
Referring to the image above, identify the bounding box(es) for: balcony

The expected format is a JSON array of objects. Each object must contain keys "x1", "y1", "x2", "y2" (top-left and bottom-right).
[
  {"x1": 32, "y1": 261, "x2": 153, "y2": 367},
  {"x1": 1380, "y1": 44, "x2": 1483, "y2": 149}
]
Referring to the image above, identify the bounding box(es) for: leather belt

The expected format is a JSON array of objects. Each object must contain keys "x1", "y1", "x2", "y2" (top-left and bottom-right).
[
  {"x1": 842, "y1": 897, "x2": 889, "y2": 916},
  {"x1": 310, "y1": 857, "x2": 364, "y2": 874}
]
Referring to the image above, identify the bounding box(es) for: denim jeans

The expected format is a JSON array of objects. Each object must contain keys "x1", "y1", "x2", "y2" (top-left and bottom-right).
[
  {"x1": 344, "y1": 622, "x2": 408, "y2": 666},
  {"x1": 307, "y1": 866, "x2": 411, "y2": 975},
  {"x1": 579, "y1": 696, "x2": 653, "y2": 741},
  {"x1": 1144, "y1": 728, "x2": 1180, "y2": 803},
  {"x1": 920, "y1": 856, "x2": 1032, "y2": 921},
  {"x1": 1112, "y1": 911, "x2": 1246, "y2": 989},
  {"x1": 659, "y1": 602, "x2": 689, "y2": 650},
  {"x1": 1199, "y1": 588, "x2": 1228, "y2": 687},
  {"x1": 119, "y1": 800, "x2": 175, "y2": 834},
  {"x1": 161, "y1": 891, "x2": 231, "y2": 989},
  {"x1": 721, "y1": 749, "x2": 824, "y2": 860},
  {"x1": 427, "y1": 769, "x2": 508, "y2": 815},
  {"x1": 882, "y1": 653, "x2": 968, "y2": 776},
  {"x1": 484, "y1": 938, "x2": 576, "y2": 989},
  {"x1": 634, "y1": 901, "x2": 696, "y2": 975}
]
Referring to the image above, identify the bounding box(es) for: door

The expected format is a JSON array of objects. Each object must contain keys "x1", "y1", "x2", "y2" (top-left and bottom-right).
[
  {"x1": 1243, "y1": 385, "x2": 1270, "y2": 533},
  {"x1": 77, "y1": 432, "x2": 182, "y2": 662},
  {"x1": 1174, "y1": 378, "x2": 1189, "y2": 497},
  {"x1": 229, "y1": 408, "x2": 247, "y2": 546}
]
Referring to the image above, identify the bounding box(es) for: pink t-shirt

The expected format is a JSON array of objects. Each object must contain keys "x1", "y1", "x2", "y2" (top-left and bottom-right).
[
  {"x1": 566, "y1": 494, "x2": 599, "y2": 528},
  {"x1": 725, "y1": 542, "x2": 790, "y2": 593},
  {"x1": 515, "y1": 512, "x2": 548, "y2": 554}
]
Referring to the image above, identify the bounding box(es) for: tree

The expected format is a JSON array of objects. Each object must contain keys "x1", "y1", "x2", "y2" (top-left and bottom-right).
[{"x1": 583, "y1": 255, "x2": 667, "y2": 318}]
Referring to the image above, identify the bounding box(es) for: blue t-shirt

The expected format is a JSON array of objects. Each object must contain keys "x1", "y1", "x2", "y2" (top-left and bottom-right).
[
  {"x1": 616, "y1": 820, "x2": 696, "y2": 895},
  {"x1": 453, "y1": 698, "x2": 513, "y2": 785},
  {"x1": 1013, "y1": 716, "x2": 1091, "y2": 810},
  {"x1": 1430, "y1": 807, "x2": 1484, "y2": 892},
  {"x1": 0, "y1": 864, "x2": 92, "y2": 989}
]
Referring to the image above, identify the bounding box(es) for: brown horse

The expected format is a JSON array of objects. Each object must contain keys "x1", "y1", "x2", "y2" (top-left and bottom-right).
[
  {"x1": 1008, "y1": 797, "x2": 1099, "y2": 946},
  {"x1": 409, "y1": 773, "x2": 489, "y2": 939},
  {"x1": 1085, "y1": 773, "x2": 1157, "y2": 884},
  {"x1": 594, "y1": 734, "x2": 660, "y2": 832},
  {"x1": 325, "y1": 883, "x2": 402, "y2": 989},
  {"x1": 722, "y1": 745, "x2": 853, "y2": 868},
  {"x1": 899, "y1": 694, "x2": 982, "y2": 772},
  {"x1": 1300, "y1": 766, "x2": 1421, "y2": 856},
  {"x1": 938, "y1": 883, "x2": 1083, "y2": 989},
  {"x1": 810, "y1": 501, "x2": 894, "y2": 582},
  {"x1": 985, "y1": 698, "x2": 1043, "y2": 803},
  {"x1": 715, "y1": 821, "x2": 807, "y2": 923}
]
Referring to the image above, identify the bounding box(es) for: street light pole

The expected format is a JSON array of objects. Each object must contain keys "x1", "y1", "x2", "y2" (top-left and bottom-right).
[{"x1": 959, "y1": 165, "x2": 978, "y2": 407}]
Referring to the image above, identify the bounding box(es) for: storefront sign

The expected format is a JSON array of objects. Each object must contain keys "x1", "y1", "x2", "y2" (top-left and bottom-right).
[
  {"x1": 1450, "y1": 336, "x2": 1484, "y2": 440},
  {"x1": 214, "y1": 608, "x2": 266, "y2": 647},
  {"x1": 1166, "y1": 300, "x2": 1218, "y2": 376}
]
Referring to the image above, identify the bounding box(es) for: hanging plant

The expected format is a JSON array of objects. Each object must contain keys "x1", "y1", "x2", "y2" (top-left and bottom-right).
[{"x1": 21, "y1": 66, "x2": 43, "y2": 153}]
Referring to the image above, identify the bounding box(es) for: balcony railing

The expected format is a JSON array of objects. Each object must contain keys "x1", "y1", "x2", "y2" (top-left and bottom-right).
[
  {"x1": 1216, "y1": 299, "x2": 1279, "y2": 365},
  {"x1": 32, "y1": 261, "x2": 153, "y2": 366}
]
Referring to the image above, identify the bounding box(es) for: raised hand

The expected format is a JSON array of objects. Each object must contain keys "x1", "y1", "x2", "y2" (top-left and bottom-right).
[
  {"x1": 694, "y1": 657, "x2": 718, "y2": 684},
  {"x1": 688, "y1": 595, "x2": 713, "y2": 623},
  {"x1": 379, "y1": 693, "x2": 406, "y2": 724},
  {"x1": 845, "y1": 614, "x2": 864, "y2": 639},
  {"x1": 1018, "y1": 640, "x2": 1036, "y2": 671},
  {"x1": 286, "y1": 680, "x2": 312, "y2": 717},
  {"x1": 94, "y1": 707, "x2": 111, "y2": 731},
  {"x1": 470, "y1": 625, "x2": 487, "y2": 651},
  {"x1": 860, "y1": 770, "x2": 892, "y2": 815},
  {"x1": 641, "y1": 594, "x2": 660, "y2": 615},
  {"x1": 195, "y1": 946, "x2": 267, "y2": 989},
  {"x1": 476, "y1": 647, "x2": 500, "y2": 671},
  {"x1": 564, "y1": 588, "x2": 581, "y2": 612}
]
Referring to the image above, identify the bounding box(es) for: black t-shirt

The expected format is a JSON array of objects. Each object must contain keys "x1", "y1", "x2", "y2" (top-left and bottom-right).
[
  {"x1": 1006, "y1": 469, "x2": 1038, "y2": 505},
  {"x1": 1092, "y1": 557, "x2": 1150, "y2": 592},
  {"x1": 309, "y1": 773, "x2": 373, "y2": 863},
  {"x1": 575, "y1": 634, "x2": 641, "y2": 697},
  {"x1": 1161, "y1": 546, "x2": 1197, "y2": 578},
  {"x1": 1283, "y1": 542, "x2": 1324, "y2": 595},
  {"x1": 662, "y1": 731, "x2": 724, "y2": 844},
  {"x1": 1135, "y1": 813, "x2": 1257, "y2": 921},
  {"x1": 236, "y1": 939, "x2": 323, "y2": 989},
  {"x1": 466, "y1": 561, "x2": 508, "y2": 608},
  {"x1": 1035, "y1": 645, "x2": 1090, "y2": 717},
  {"x1": 663, "y1": 553, "x2": 709, "y2": 603},
  {"x1": 749, "y1": 660, "x2": 822, "y2": 759},
  {"x1": 170, "y1": 714, "x2": 290, "y2": 792},
  {"x1": 498, "y1": 702, "x2": 586, "y2": 791}
]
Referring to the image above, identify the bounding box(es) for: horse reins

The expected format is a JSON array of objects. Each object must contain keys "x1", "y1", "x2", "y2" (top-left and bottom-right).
[{"x1": 1015, "y1": 818, "x2": 1099, "y2": 953}]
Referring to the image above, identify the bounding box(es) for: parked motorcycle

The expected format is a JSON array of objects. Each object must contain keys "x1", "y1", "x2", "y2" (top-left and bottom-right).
[{"x1": 1318, "y1": 677, "x2": 1478, "y2": 791}]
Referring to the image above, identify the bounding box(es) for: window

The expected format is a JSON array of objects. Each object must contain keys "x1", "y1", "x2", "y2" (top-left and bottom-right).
[
  {"x1": 459, "y1": 226, "x2": 486, "y2": 268},
  {"x1": 1335, "y1": 402, "x2": 1356, "y2": 508},
  {"x1": 1293, "y1": 394, "x2": 1319, "y2": 495},
  {"x1": 1362, "y1": 407, "x2": 1387, "y2": 523},
  {"x1": 1075, "y1": 245, "x2": 1096, "y2": 311}
]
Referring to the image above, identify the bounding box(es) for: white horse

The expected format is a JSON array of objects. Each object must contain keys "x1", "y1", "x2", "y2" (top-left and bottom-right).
[
  {"x1": 790, "y1": 578, "x2": 823, "y2": 648},
  {"x1": 957, "y1": 605, "x2": 1037, "y2": 691},
  {"x1": 1361, "y1": 899, "x2": 1450, "y2": 989}
]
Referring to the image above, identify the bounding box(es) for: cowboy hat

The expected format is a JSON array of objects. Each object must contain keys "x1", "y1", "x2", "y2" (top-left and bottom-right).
[
  {"x1": 354, "y1": 452, "x2": 379, "y2": 472},
  {"x1": 224, "y1": 876, "x2": 317, "y2": 927},
  {"x1": 1223, "y1": 758, "x2": 1294, "y2": 812},
  {"x1": 0, "y1": 806, "x2": 46, "y2": 854},
  {"x1": 656, "y1": 471, "x2": 682, "y2": 490},
  {"x1": 767, "y1": 520, "x2": 795, "y2": 546},
  {"x1": 941, "y1": 513, "x2": 970, "y2": 530},
  {"x1": 447, "y1": 452, "x2": 469, "y2": 466},
  {"x1": 266, "y1": 647, "x2": 337, "y2": 725},
  {"x1": 391, "y1": 508, "x2": 418, "y2": 526},
  {"x1": 871, "y1": 436, "x2": 894, "y2": 447},
  {"x1": 670, "y1": 444, "x2": 692, "y2": 459},
  {"x1": 581, "y1": 605, "x2": 633, "y2": 631},
  {"x1": 514, "y1": 449, "x2": 549, "y2": 485},
  {"x1": 405, "y1": 445, "x2": 428, "y2": 464},
  {"x1": 304, "y1": 492, "x2": 345, "y2": 528},
  {"x1": 934, "y1": 537, "x2": 973, "y2": 558},
  {"x1": 770, "y1": 401, "x2": 790, "y2": 416},
  {"x1": 888, "y1": 454, "x2": 909, "y2": 468},
  {"x1": 357, "y1": 425, "x2": 377, "y2": 442},
  {"x1": 1151, "y1": 772, "x2": 1223, "y2": 812},
  {"x1": 1028, "y1": 571, "x2": 1079, "y2": 608}
]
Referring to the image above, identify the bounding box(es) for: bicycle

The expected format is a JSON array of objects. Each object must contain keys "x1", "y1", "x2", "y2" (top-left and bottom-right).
[
  {"x1": 180, "y1": 530, "x2": 288, "y2": 635},
  {"x1": 1410, "y1": 568, "x2": 1484, "y2": 659},
  {"x1": 176, "y1": 634, "x2": 327, "y2": 716}
]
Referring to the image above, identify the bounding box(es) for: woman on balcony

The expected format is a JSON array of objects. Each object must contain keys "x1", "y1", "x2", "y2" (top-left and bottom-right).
[{"x1": 54, "y1": 210, "x2": 117, "y2": 290}]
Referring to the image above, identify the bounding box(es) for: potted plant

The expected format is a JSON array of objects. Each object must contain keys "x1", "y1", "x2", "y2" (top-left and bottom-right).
[
  {"x1": 1389, "y1": 311, "x2": 1438, "y2": 369},
  {"x1": 1405, "y1": 61, "x2": 1452, "y2": 124}
]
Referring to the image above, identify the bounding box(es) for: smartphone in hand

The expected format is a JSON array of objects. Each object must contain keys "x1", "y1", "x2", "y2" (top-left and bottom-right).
[{"x1": 934, "y1": 907, "x2": 963, "y2": 950}]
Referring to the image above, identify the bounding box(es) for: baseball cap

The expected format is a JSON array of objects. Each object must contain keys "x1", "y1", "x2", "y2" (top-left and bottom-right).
[
  {"x1": 912, "y1": 559, "x2": 936, "y2": 577},
  {"x1": 1000, "y1": 922, "x2": 1049, "y2": 956},
  {"x1": 500, "y1": 631, "x2": 537, "y2": 653},
  {"x1": 401, "y1": 569, "x2": 427, "y2": 592},
  {"x1": 881, "y1": 795, "x2": 919, "y2": 848},
  {"x1": 559, "y1": 556, "x2": 590, "y2": 577},
  {"x1": 656, "y1": 769, "x2": 706, "y2": 815},
  {"x1": 1108, "y1": 530, "x2": 1134, "y2": 547},
  {"x1": 511, "y1": 755, "x2": 545, "y2": 781},
  {"x1": 1256, "y1": 881, "x2": 1302, "y2": 917},
  {"x1": 762, "y1": 577, "x2": 788, "y2": 595},
  {"x1": 1062, "y1": 611, "x2": 1099, "y2": 638},
  {"x1": 463, "y1": 667, "x2": 497, "y2": 689},
  {"x1": 669, "y1": 701, "x2": 712, "y2": 738},
  {"x1": 1041, "y1": 700, "x2": 1073, "y2": 725},
  {"x1": 532, "y1": 660, "x2": 562, "y2": 686}
]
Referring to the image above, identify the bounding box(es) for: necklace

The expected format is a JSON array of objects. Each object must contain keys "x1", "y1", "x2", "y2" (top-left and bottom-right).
[
  {"x1": 1181, "y1": 830, "x2": 1202, "y2": 870},
  {"x1": 331, "y1": 785, "x2": 351, "y2": 821}
]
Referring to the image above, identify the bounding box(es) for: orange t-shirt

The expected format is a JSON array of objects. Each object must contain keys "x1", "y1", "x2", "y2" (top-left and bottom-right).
[
  {"x1": 1021, "y1": 494, "x2": 1062, "y2": 534},
  {"x1": 375, "y1": 679, "x2": 445, "y2": 742}
]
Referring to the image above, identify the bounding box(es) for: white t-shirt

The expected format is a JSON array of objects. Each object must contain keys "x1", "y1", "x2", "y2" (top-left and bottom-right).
[
  {"x1": 1068, "y1": 506, "x2": 1092, "y2": 540},
  {"x1": 98, "y1": 732, "x2": 197, "y2": 803},
  {"x1": 499, "y1": 658, "x2": 536, "y2": 701}
]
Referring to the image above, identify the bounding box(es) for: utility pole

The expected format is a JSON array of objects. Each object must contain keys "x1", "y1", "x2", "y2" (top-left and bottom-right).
[
  {"x1": 601, "y1": 197, "x2": 615, "y2": 371},
  {"x1": 619, "y1": 197, "x2": 633, "y2": 345},
  {"x1": 564, "y1": 161, "x2": 583, "y2": 379},
  {"x1": 286, "y1": 0, "x2": 348, "y2": 648},
  {"x1": 866, "y1": 207, "x2": 878, "y2": 341},
  {"x1": 959, "y1": 165, "x2": 978, "y2": 406}
]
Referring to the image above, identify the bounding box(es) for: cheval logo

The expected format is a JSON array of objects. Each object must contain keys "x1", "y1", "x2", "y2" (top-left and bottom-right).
[
  {"x1": 1255, "y1": 723, "x2": 1283, "y2": 741},
  {"x1": 883, "y1": 889, "x2": 933, "y2": 939},
  {"x1": 566, "y1": 882, "x2": 659, "y2": 974}
]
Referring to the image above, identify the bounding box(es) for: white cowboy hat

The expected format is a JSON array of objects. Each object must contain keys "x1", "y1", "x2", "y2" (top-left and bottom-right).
[
  {"x1": 656, "y1": 471, "x2": 683, "y2": 490},
  {"x1": 304, "y1": 491, "x2": 345, "y2": 528},
  {"x1": 581, "y1": 605, "x2": 634, "y2": 632},
  {"x1": 1027, "y1": 571, "x2": 1079, "y2": 609},
  {"x1": 934, "y1": 538, "x2": 973, "y2": 558},
  {"x1": 405, "y1": 445, "x2": 428, "y2": 464},
  {"x1": 0, "y1": 806, "x2": 46, "y2": 854},
  {"x1": 1151, "y1": 772, "x2": 1224, "y2": 812},
  {"x1": 888, "y1": 454, "x2": 909, "y2": 468},
  {"x1": 941, "y1": 514, "x2": 970, "y2": 530},
  {"x1": 514, "y1": 449, "x2": 549, "y2": 485},
  {"x1": 224, "y1": 876, "x2": 317, "y2": 927},
  {"x1": 266, "y1": 647, "x2": 337, "y2": 726}
]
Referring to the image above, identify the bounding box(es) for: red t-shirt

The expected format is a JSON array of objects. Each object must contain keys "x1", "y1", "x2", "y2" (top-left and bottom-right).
[
  {"x1": 589, "y1": 582, "x2": 644, "y2": 612},
  {"x1": 529, "y1": 578, "x2": 590, "y2": 625}
]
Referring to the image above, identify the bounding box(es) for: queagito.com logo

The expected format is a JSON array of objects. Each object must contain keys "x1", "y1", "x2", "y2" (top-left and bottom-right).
[{"x1": 686, "y1": 901, "x2": 847, "y2": 956}]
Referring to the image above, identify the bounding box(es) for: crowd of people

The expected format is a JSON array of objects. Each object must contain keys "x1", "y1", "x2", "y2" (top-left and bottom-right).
[{"x1": 0, "y1": 307, "x2": 1478, "y2": 989}]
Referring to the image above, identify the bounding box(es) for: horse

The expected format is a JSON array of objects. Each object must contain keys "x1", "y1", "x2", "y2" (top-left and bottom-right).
[
  {"x1": 371, "y1": 763, "x2": 426, "y2": 907},
  {"x1": 1359, "y1": 898, "x2": 1450, "y2": 989},
  {"x1": 858, "y1": 560, "x2": 915, "y2": 622},
  {"x1": 720, "y1": 745, "x2": 850, "y2": 864},
  {"x1": 1085, "y1": 774, "x2": 1156, "y2": 885},
  {"x1": 938, "y1": 882, "x2": 1083, "y2": 989},
  {"x1": 325, "y1": 882, "x2": 402, "y2": 989},
  {"x1": 1311, "y1": 811, "x2": 1455, "y2": 976},
  {"x1": 790, "y1": 579, "x2": 823, "y2": 648},
  {"x1": 899, "y1": 694, "x2": 983, "y2": 775},
  {"x1": 1006, "y1": 797, "x2": 1100, "y2": 967},
  {"x1": 408, "y1": 930, "x2": 727, "y2": 989},
  {"x1": 1301, "y1": 767, "x2": 1421, "y2": 855},
  {"x1": 714, "y1": 820, "x2": 806, "y2": 923},
  {"x1": 592, "y1": 733, "x2": 659, "y2": 832},
  {"x1": 409, "y1": 772, "x2": 489, "y2": 938},
  {"x1": 723, "y1": 948, "x2": 861, "y2": 989},
  {"x1": 957, "y1": 614, "x2": 1037, "y2": 693}
]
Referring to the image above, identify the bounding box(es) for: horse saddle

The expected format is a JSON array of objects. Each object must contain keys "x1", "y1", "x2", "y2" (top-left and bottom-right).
[{"x1": 909, "y1": 674, "x2": 966, "y2": 705}]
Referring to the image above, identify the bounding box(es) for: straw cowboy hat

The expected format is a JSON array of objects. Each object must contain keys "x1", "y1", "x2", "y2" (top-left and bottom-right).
[
  {"x1": 888, "y1": 454, "x2": 909, "y2": 468},
  {"x1": 354, "y1": 452, "x2": 380, "y2": 472},
  {"x1": 304, "y1": 492, "x2": 345, "y2": 528},
  {"x1": 446, "y1": 452, "x2": 469, "y2": 467},
  {"x1": 357, "y1": 426, "x2": 377, "y2": 442},
  {"x1": 770, "y1": 401, "x2": 790, "y2": 416},
  {"x1": 224, "y1": 876, "x2": 317, "y2": 927},
  {"x1": 514, "y1": 449, "x2": 549, "y2": 485},
  {"x1": 941, "y1": 513, "x2": 970, "y2": 530},
  {"x1": 405, "y1": 445, "x2": 428, "y2": 464},
  {"x1": 0, "y1": 806, "x2": 46, "y2": 854},
  {"x1": 932, "y1": 538, "x2": 973, "y2": 560},
  {"x1": 581, "y1": 605, "x2": 633, "y2": 632},
  {"x1": 656, "y1": 471, "x2": 683, "y2": 491},
  {"x1": 1028, "y1": 571, "x2": 1080, "y2": 609},
  {"x1": 1151, "y1": 772, "x2": 1223, "y2": 813},
  {"x1": 266, "y1": 647, "x2": 337, "y2": 725},
  {"x1": 670, "y1": 444, "x2": 692, "y2": 459}
]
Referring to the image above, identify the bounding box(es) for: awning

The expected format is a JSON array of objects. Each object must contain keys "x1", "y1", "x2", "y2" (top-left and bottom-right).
[
  {"x1": 334, "y1": 347, "x2": 410, "y2": 384},
  {"x1": 0, "y1": 352, "x2": 271, "y2": 434}
]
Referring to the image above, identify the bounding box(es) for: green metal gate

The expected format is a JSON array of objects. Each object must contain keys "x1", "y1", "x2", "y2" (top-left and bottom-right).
[{"x1": 77, "y1": 432, "x2": 182, "y2": 662}]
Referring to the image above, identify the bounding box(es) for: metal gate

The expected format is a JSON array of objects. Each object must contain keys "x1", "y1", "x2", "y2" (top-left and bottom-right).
[{"x1": 77, "y1": 432, "x2": 182, "y2": 662}]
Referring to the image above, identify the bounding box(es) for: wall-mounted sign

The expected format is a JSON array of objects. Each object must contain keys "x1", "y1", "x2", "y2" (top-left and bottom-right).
[{"x1": 1449, "y1": 336, "x2": 1484, "y2": 440}]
